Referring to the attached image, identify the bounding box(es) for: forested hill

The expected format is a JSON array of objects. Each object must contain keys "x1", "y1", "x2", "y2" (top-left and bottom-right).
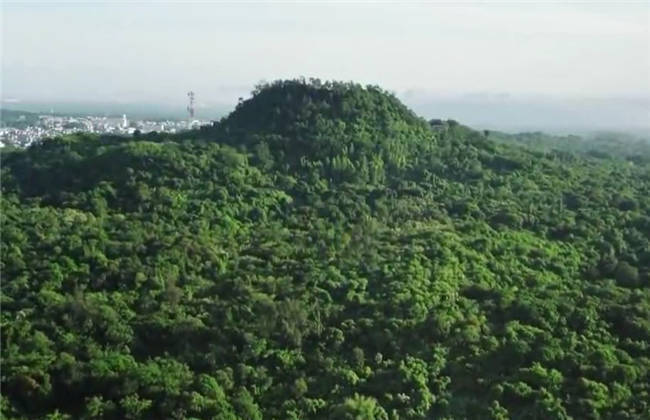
[
  {"x1": 488, "y1": 130, "x2": 650, "y2": 164},
  {"x1": 0, "y1": 109, "x2": 40, "y2": 129},
  {"x1": 2, "y1": 79, "x2": 649, "y2": 419}
]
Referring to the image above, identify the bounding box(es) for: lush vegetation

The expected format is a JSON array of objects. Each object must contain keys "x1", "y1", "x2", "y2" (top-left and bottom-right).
[
  {"x1": 2, "y1": 79, "x2": 649, "y2": 419},
  {"x1": 488, "y1": 130, "x2": 650, "y2": 164}
]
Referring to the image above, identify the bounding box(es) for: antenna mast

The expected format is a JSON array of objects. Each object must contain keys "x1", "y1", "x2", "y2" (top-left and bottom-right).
[{"x1": 187, "y1": 91, "x2": 195, "y2": 121}]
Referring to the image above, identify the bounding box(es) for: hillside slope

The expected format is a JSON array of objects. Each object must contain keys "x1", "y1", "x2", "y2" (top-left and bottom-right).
[{"x1": 2, "y1": 80, "x2": 649, "y2": 419}]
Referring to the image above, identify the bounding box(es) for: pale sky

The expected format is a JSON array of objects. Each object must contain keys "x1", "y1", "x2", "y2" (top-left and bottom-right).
[{"x1": 2, "y1": 1, "x2": 649, "y2": 132}]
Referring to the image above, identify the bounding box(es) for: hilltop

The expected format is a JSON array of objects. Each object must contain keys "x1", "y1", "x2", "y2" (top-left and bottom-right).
[
  {"x1": 0, "y1": 109, "x2": 41, "y2": 129},
  {"x1": 2, "y1": 80, "x2": 649, "y2": 419},
  {"x1": 199, "y1": 79, "x2": 436, "y2": 169}
]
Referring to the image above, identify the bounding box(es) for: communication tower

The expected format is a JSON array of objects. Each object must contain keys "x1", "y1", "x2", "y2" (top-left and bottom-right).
[{"x1": 187, "y1": 91, "x2": 195, "y2": 121}]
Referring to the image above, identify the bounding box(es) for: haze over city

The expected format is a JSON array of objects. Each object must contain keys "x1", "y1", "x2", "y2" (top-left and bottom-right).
[{"x1": 2, "y1": 1, "x2": 649, "y2": 133}]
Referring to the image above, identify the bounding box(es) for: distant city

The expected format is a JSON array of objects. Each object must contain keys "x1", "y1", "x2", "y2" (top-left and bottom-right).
[{"x1": 0, "y1": 112, "x2": 213, "y2": 147}]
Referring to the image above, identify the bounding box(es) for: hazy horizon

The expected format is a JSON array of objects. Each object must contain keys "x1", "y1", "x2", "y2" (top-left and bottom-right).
[{"x1": 2, "y1": 1, "x2": 649, "y2": 133}]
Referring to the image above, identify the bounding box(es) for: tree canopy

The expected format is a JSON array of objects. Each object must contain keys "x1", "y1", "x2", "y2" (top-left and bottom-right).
[{"x1": 2, "y1": 79, "x2": 649, "y2": 419}]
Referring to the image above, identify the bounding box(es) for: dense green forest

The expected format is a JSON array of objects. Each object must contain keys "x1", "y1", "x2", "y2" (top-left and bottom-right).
[
  {"x1": 2, "y1": 79, "x2": 649, "y2": 419},
  {"x1": 488, "y1": 130, "x2": 650, "y2": 164}
]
